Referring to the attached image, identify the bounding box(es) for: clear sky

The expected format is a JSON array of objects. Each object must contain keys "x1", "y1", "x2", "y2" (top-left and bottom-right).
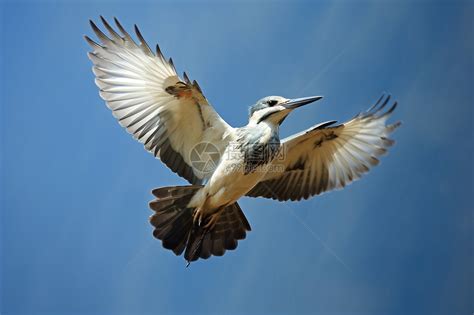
[{"x1": 1, "y1": 1, "x2": 472, "y2": 314}]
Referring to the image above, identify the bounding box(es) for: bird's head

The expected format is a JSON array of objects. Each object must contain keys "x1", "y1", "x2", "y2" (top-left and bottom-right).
[{"x1": 248, "y1": 95, "x2": 323, "y2": 126}]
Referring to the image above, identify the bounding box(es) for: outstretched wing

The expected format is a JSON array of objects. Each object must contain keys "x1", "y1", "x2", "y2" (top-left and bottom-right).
[
  {"x1": 247, "y1": 94, "x2": 401, "y2": 201},
  {"x1": 85, "y1": 17, "x2": 233, "y2": 184}
]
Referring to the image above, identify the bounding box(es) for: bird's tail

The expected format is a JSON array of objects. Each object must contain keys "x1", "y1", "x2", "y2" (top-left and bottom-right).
[{"x1": 149, "y1": 185, "x2": 251, "y2": 264}]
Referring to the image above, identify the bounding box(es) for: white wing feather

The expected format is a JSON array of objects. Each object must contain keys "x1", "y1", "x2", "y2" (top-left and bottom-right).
[
  {"x1": 85, "y1": 17, "x2": 233, "y2": 184},
  {"x1": 247, "y1": 94, "x2": 400, "y2": 201}
]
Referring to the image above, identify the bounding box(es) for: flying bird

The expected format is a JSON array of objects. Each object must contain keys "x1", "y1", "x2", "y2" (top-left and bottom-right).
[{"x1": 85, "y1": 17, "x2": 400, "y2": 265}]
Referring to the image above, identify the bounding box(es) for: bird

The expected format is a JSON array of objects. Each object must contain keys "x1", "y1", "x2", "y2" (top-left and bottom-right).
[{"x1": 85, "y1": 17, "x2": 400, "y2": 265}]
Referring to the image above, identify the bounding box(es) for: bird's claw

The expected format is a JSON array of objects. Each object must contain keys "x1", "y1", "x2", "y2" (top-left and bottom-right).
[
  {"x1": 193, "y1": 208, "x2": 204, "y2": 226},
  {"x1": 203, "y1": 212, "x2": 220, "y2": 230},
  {"x1": 192, "y1": 208, "x2": 221, "y2": 230}
]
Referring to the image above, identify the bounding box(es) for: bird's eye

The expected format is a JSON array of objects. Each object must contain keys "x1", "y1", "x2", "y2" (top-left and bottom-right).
[{"x1": 268, "y1": 100, "x2": 278, "y2": 106}]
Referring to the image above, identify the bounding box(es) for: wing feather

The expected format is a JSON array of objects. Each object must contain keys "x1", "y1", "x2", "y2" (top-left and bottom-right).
[
  {"x1": 247, "y1": 94, "x2": 400, "y2": 201},
  {"x1": 86, "y1": 17, "x2": 233, "y2": 184}
]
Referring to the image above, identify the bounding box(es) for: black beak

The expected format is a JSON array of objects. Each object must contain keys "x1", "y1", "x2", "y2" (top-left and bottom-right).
[{"x1": 283, "y1": 96, "x2": 323, "y2": 109}]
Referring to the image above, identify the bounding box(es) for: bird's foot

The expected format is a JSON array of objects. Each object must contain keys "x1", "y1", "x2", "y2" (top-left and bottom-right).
[
  {"x1": 193, "y1": 208, "x2": 222, "y2": 230},
  {"x1": 202, "y1": 211, "x2": 221, "y2": 230}
]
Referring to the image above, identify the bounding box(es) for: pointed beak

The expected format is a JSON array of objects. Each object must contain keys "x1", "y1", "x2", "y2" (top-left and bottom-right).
[{"x1": 283, "y1": 96, "x2": 323, "y2": 109}]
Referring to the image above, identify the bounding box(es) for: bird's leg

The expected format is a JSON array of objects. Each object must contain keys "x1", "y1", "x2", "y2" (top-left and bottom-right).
[
  {"x1": 187, "y1": 209, "x2": 220, "y2": 268},
  {"x1": 186, "y1": 228, "x2": 207, "y2": 268}
]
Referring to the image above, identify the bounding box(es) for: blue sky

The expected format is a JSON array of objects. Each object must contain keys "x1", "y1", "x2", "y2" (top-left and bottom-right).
[{"x1": 1, "y1": 1, "x2": 472, "y2": 314}]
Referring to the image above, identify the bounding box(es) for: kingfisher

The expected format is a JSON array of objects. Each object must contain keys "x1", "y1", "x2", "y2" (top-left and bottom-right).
[{"x1": 85, "y1": 17, "x2": 400, "y2": 264}]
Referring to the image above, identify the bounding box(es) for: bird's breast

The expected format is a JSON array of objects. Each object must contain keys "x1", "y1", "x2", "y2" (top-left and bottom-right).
[
  {"x1": 192, "y1": 126, "x2": 281, "y2": 210},
  {"x1": 236, "y1": 126, "x2": 280, "y2": 175},
  {"x1": 200, "y1": 158, "x2": 269, "y2": 210}
]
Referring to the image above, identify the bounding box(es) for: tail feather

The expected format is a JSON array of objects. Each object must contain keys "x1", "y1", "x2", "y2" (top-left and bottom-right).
[
  {"x1": 150, "y1": 185, "x2": 202, "y2": 255},
  {"x1": 149, "y1": 185, "x2": 251, "y2": 263},
  {"x1": 184, "y1": 202, "x2": 251, "y2": 262},
  {"x1": 161, "y1": 214, "x2": 192, "y2": 254},
  {"x1": 200, "y1": 233, "x2": 213, "y2": 259},
  {"x1": 151, "y1": 185, "x2": 200, "y2": 199}
]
